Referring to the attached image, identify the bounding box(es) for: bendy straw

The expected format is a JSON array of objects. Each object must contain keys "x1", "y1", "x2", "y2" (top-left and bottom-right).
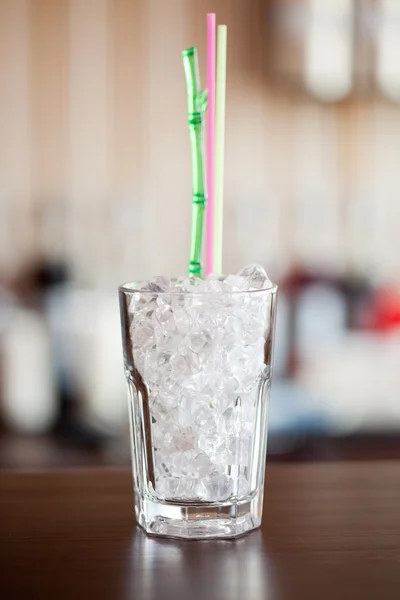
[{"x1": 182, "y1": 47, "x2": 208, "y2": 278}]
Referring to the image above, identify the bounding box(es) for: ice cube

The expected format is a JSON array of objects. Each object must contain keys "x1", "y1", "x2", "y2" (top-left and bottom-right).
[
  {"x1": 226, "y1": 344, "x2": 263, "y2": 380},
  {"x1": 193, "y1": 405, "x2": 217, "y2": 432},
  {"x1": 150, "y1": 390, "x2": 178, "y2": 420},
  {"x1": 177, "y1": 477, "x2": 201, "y2": 499},
  {"x1": 153, "y1": 303, "x2": 174, "y2": 327},
  {"x1": 197, "y1": 474, "x2": 234, "y2": 501},
  {"x1": 157, "y1": 329, "x2": 182, "y2": 356},
  {"x1": 151, "y1": 420, "x2": 181, "y2": 453},
  {"x1": 198, "y1": 433, "x2": 225, "y2": 458},
  {"x1": 140, "y1": 276, "x2": 171, "y2": 293},
  {"x1": 224, "y1": 274, "x2": 247, "y2": 291},
  {"x1": 237, "y1": 475, "x2": 250, "y2": 497},
  {"x1": 225, "y1": 435, "x2": 252, "y2": 466},
  {"x1": 174, "y1": 276, "x2": 202, "y2": 291},
  {"x1": 173, "y1": 307, "x2": 191, "y2": 333},
  {"x1": 183, "y1": 371, "x2": 208, "y2": 392},
  {"x1": 133, "y1": 321, "x2": 155, "y2": 348},
  {"x1": 172, "y1": 450, "x2": 213, "y2": 478},
  {"x1": 218, "y1": 405, "x2": 242, "y2": 435},
  {"x1": 201, "y1": 278, "x2": 227, "y2": 293},
  {"x1": 175, "y1": 426, "x2": 197, "y2": 451},
  {"x1": 237, "y1": 263, "x2": 271, "y2": 290},
  {"x1": 130, "y1": 293, "x2": 157, "y2": 320},
  {"x1": 187, "y1": 331, "x2": 209, "y2": 353},
  {"x1": 187, "y1": 331, "x2": 212, "y2": 367},
  {"x1": 156, "y1": 475, "x2": 180, "y2": 499},
  {"x1": 223, "y1": 315, "x2": 243, "y2": 337},
  {"x1": 157, "y1": 351, "x2": 171, "y2": 369},
  {"x1": 177, "y1": 392, "x2": 194, "y2": 427}
]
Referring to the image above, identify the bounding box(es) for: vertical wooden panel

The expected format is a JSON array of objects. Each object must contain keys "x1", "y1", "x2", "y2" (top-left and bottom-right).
[
  {"x1": 224, "y1": 0, "x2": 272, "y2": 273},
  {"x1": 31, "y1": 0, "x2": 68, "y2": 198},
  {"x1": 109, "y1": 0, "x2": 144, "y2": 283},
  {"x1": 370, "y1": 103, "x2": 400, "y2": 277},
  {"x1": 67, "y1": 0, "x2": 113, "y2": 284},
  {"x1": 339, "y1": 101, "x2": 374, "y2": 275},
  {"x1": 31, "y1": 0, "x2": 69, "y2": 260},
  {"x1": 291, "y1": 102, "x2": 342, "y2": 273},
  {"x1": 140, "y1": 0, "x2": 192, "y2": 277},
  {"x1": 112, "y1": 0, "x2": 143, "y2": 190},
  {"x1": 0, "y1": 0, "x2": 32, "y2": 275}
]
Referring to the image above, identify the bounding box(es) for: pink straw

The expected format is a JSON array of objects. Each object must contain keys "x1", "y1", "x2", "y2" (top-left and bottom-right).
[{"x1": 205, "y1": 13, "x2": 216, "y2": 276}]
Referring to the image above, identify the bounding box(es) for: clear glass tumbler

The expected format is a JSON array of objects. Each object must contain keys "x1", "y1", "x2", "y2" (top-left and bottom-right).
[{"x1": 119, "y1": 279, "x2": 277, "y2": 539}]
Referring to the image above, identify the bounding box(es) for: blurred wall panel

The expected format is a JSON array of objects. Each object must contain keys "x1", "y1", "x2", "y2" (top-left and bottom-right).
[
  {"x1": 139, "y1": 0, "x2": 192, "y2": 280},
  {"x1": 0, "y1": 0, "x2": 32, "y2": 276},
  {"x1": 112, "y1": 0, "x2": 142, "y2": 193},
  {"x1": 370, "y1": 103, "x2": 400, "y2": 278},
  {"x1": 31, "y1": 0, "x2": 68, "y2": 201},
  {"x1": 376, "y1": 0, "x2": 400, "y2": 102},
  {"x1": 292, "y1": 103, "x2": 342, "y2": 273},
  {"x1": 67, "y1": 0, "x2": 113, "y2": 286},
  {"x1": 31, "y1": 0, "x2": 68, "y2": 261},
  {"x1": 342, "y1": 101, "x2": 380, "y2": 276},
  {"x1": 110, "y1": 0, "x2": 144, "y2": 284},
  {"x1": 304, "y1": 0, "x2": 354, "y2": 102}
]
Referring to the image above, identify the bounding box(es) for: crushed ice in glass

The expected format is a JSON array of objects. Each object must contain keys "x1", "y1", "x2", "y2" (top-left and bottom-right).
[{"x1": 129, "y1": 264, "x2": 273, "y2": 502}]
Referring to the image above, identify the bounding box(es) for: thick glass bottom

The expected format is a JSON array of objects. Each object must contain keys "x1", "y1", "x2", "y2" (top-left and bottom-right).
[{"x1": 135, "y1": 488, "x2": 264, "y2": 540}]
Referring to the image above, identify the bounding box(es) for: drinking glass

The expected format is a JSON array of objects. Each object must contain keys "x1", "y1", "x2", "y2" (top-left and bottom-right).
[{"x1": 119, "y1": 280, "x2": 277, "y2": 539}]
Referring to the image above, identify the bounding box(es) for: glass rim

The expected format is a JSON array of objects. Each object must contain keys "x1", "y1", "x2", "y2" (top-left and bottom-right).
[{"x1": 118, "y1": 279, "x2": 278, "y2": 297}]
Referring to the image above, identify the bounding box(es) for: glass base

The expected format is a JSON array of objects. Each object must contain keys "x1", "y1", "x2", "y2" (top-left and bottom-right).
[{"x1": 135, "y1": 489, "x2": 264, "y2": 540}]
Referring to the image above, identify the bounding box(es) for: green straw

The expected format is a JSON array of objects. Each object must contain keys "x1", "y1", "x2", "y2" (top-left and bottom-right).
[
  {"x1": 214, "y1": 25, "x2": 227, "y2": 275},
  {"x1": 182, "y1": 47, "x2": 207, "y2": 278}
]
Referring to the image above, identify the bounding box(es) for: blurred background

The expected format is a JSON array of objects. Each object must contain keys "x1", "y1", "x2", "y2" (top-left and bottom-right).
[{"x1": 1, "y1": 0, "x2": 400, "y2": 469}]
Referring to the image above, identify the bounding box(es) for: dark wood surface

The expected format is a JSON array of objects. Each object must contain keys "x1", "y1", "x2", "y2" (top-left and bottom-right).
[
  {"x1": 0, "y1": 463, "x2": 399, "y2": 600},
  {"x1": 2, "y1": 432, "x2": 400, "y2": 470}
]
